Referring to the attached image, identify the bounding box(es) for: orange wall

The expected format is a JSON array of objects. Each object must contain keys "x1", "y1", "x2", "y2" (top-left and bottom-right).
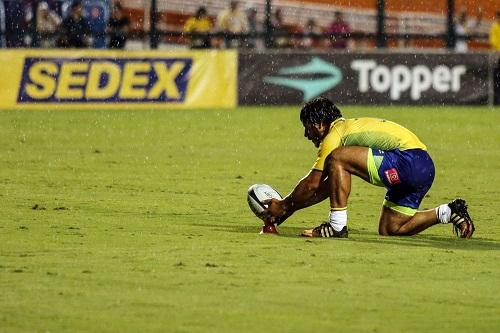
[
  {"x1": 289, "y1": 0, "x2": 498, "y2": 19},
  {"x1": 288, "y1": 0, "x2": 376, "y2": 10}
]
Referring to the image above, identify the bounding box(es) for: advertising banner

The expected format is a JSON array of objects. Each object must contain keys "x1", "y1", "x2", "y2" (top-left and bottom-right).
[
  {"x1": 238, "y1": 52, "x2": 490, "y2": 105},
  {"x1": 0, "y1": 49, "x2": 237, "y2": 109},
  {"x1": 494, "y1": 53, "x2": 500, "y2": 105}
]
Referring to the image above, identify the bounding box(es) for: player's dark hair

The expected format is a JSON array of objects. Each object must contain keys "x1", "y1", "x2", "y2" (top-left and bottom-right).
[
  {"x1": 300, "y1": 97, "x2": 342, "y2": 125},
  {"x1": 196, "y1": 6, "x2": 207, "y2": 18}
]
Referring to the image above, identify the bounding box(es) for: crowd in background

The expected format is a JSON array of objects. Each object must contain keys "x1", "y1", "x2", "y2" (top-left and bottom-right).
[
  {"x1": 0, "y1": 0, "x2": 129, "y2": 49},
  {"x1": 183, "y1": 1, "x2": 500, "y2": 52},
  {"x1": 0, "y1": 0, "x2": 499, "y2": 52},
  {"x1": 183, "y1": 1, "x2": 353, "y2": 50}
]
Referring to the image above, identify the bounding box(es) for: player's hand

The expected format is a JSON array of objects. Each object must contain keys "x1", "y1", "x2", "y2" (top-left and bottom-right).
[
  {"x1": 459, "y1": 221, "x2": 475, "y2": 239},
  {"x1": 262, "y1": 198, "x2": 286, "y2": 224}
]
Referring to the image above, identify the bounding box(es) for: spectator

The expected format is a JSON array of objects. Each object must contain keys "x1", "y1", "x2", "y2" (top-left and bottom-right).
[
  {"x1": 107, "y1": 2, "x2": 129, "y2": 49},
  {"x1": 328, "y1": 11, "x2": 351, "y2": 49},
  {"x1": 454, "y1": 7, "x2": 482, "y2": 53},
  {"x1": 88, "y1": 4, "x2": 107, "y2": 48},
  {"x1": 0, "y1": 0, "x2": 5, "y2": 47},
  {"x1": 57, "y1": 0, "x2": 90, "y2": 48},
  {"x1": 271, "y1": 8, "x2": 290, "y2": 48},
  {"x1": 216, "y1": 0, "x2": 247, "y2": 48},
  {"x1": 489, "y1": 11, "x2": 500, "y2": 51},
  {"x1": 183, "y1": 6, "x2": 212, "y2": 49},
  {"x1": 60, "y1": 0, "x2": 74, "y2": 19},
  {"x1": 301, "y1": 18, "x2": 322, "y2": 49},
  {"x1": 36, "y1": 1, "x2": 61, "y2": 47},
  {"x1": 243, "y1": 5, "x2": 257, "y2": 48},
  {"x1": 4, "y1": 0, "x2": 30, "y2": 47}
]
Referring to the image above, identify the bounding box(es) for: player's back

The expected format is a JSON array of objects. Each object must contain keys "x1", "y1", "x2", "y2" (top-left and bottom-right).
[{"x1": 333, "y1": 117, "x2": 427, "y2": 151}]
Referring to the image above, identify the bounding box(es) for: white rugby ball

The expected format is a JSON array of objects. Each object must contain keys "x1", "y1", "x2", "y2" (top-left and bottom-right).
[{"x1": 247, "y1": 184, "x2": 282, "y2": 218}]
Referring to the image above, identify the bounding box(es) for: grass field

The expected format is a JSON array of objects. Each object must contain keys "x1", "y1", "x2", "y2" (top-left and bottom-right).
[{"x1": 1, "y1": 106, "x2": 499, "y2": 333}]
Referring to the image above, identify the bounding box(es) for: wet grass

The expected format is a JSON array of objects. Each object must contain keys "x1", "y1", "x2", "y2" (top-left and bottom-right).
[{"x1": 1, "y1": 106, "x2": 499, "y2": 332}]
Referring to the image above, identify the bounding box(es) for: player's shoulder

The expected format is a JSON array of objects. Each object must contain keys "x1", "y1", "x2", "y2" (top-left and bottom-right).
[
  {"x1": 330, "y1": 117, "x2": 346, "y2": 128},
  {"x1": 344, "y1": 117, "x2": 384, "y2": 126},
  {"x1": 350, "y1": 117, "x2": 399, "y2": 124},
  {"x1": 344, "y1": 116, "x2": 381, "y2": 121}
]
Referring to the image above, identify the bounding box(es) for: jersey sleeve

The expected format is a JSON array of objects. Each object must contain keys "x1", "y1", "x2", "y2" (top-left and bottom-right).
[
  {"x1": 183, "y1": 18, "x2": 194, "y2": 32},
  {"x1": 311, "y1": 129, "x2": 342, "y2": 171}
]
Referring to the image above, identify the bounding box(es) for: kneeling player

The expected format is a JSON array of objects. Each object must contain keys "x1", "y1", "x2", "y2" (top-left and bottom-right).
[{"x1": 263, "y1": 97, "x2": 475, "y2": 238}]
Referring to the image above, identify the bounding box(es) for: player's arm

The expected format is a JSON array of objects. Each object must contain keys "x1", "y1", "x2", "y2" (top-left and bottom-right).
[
  {"x1": 272, "y1": 131, "x2": 340, "y2": 221},
  {"x1": 264, "y1": 128, "x2": 340, "y2": 224},
  {"x1": 282, "y1": 169, "x2": 329, "y2": 212},
  {"x1": 263, "y1": 169, "x2": 329, "y2": 224}
]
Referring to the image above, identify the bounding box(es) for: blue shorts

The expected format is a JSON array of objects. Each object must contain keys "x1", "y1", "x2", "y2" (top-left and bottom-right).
[{"x1": 367, "y1": 148, "x2": 435, "y2": 216}]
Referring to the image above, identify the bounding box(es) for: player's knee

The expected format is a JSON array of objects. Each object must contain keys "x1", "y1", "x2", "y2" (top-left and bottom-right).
[
  {"x1": 379, "y1": 229, "x2": 399, "y2": 236},
  {"x1": 378, "y1": 224, "x2": 404, "y2": 236}
]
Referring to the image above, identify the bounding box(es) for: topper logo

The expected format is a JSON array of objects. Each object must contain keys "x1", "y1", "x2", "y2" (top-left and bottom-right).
[
  {"x1": 351, "y1": 60, "x2": 466, "y2": 100},
  {"x1": 17, "y1": 57, "x2": 192, "y2": 103}
]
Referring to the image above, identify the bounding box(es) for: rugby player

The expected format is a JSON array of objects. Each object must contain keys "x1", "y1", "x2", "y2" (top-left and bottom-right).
[{"x1": 262, "y1": 97, "x2": 475, "y2": 238}]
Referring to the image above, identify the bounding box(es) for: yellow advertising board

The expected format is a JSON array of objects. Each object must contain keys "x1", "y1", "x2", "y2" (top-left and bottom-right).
[{"x1": 0, "y1": 49, "x2": 237, "y2": 109}]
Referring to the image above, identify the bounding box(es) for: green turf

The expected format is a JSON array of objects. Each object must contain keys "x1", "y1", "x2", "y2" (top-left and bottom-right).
[{"x1": 1, "y1": 106, "x2": 499, "y2": 333}]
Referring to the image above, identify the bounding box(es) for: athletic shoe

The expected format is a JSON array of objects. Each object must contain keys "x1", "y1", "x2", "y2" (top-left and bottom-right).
[
  {"x1": 448, "y1": 199, "x2": 475, "y2": 238},
  {"x1": 301, "y1": 223, "x2": 348, "y2": 238}
]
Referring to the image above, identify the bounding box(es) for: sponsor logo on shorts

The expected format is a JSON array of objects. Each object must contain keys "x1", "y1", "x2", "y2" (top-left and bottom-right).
[
  {"x1": 384, "y1": 168, "x2": 401, "y2": 185},
  {"x1": 17, "y1": 57, "x2": 192, "y2": 103}
]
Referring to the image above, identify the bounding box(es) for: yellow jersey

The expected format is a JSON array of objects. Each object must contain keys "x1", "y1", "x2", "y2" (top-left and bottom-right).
[
  {"x1": 183, "y1": 17, "x2": 212, "y2": 33},
  {"x1": 489, "y1": 22, "x2": 500, "y2": 50},
  {"x1": 312, "y1": 117, "x2": 427, "y2": 171}
]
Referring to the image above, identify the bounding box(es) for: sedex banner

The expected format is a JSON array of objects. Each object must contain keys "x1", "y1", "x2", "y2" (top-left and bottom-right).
[
  {"x1": 0, "y1": 49, "x2": 237, "y2": 109},
  {"x1": 238, "y1": 52, "x2": 491, "y2": 105}
]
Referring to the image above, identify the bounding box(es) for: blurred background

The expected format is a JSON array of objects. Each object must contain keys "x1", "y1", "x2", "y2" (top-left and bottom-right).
[
  {"x1": 0, "y1": 0, "x2": 498, "y2": 51},
  {"x1": 0, "y1": 0, "x2": 498, "y2": 106}
]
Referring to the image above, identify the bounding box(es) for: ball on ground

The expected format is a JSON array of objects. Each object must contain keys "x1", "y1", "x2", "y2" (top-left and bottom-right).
[{"x1": 260, "y1": 224, "x2": 278, "y2": 234}]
